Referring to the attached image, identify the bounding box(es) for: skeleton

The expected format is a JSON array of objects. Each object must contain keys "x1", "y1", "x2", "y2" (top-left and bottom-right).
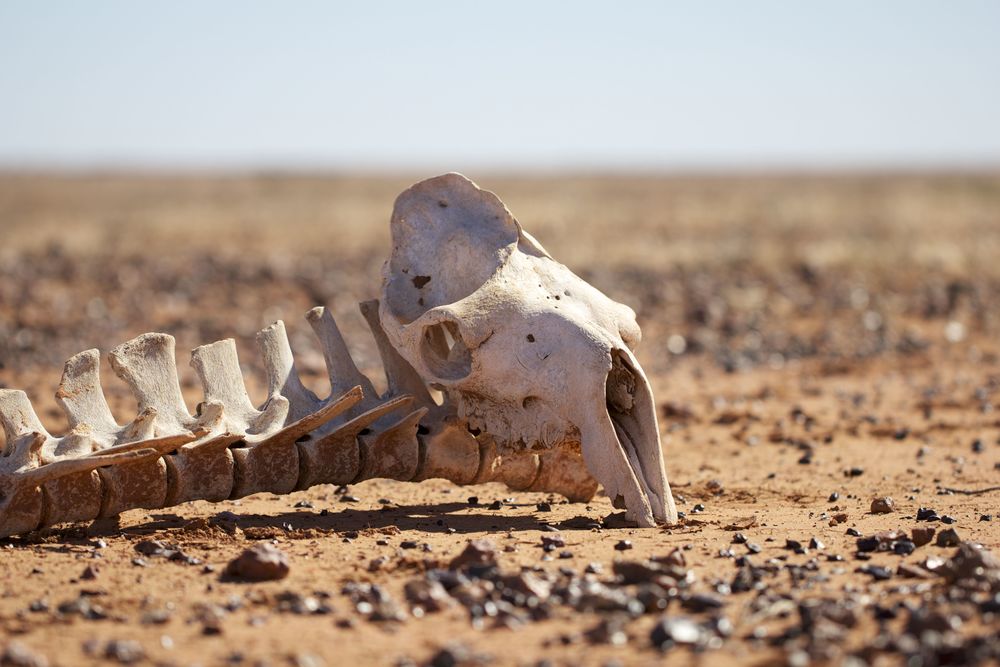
[{"x1": 0, "y1": 173, "x2": 676, "y2": 538}]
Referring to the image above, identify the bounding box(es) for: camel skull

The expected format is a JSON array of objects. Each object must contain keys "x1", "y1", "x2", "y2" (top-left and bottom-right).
[{"x1": 379, "y1": 173, "x2": 678, "y2": 527}]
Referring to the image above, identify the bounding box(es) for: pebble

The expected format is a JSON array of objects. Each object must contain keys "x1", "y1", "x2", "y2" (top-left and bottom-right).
[
  {"x1": 858, "y1": 565, "x2": 893, "y2": 581},
  {"x1": 870, "y1": 497, "x2": 895, "y2": 514},
  {"x1": 1, "y1": 642, "x2": 49, "y2": 667},
  {"x1": 584, "y1": 615, "x2": 629, "y2": 645},
  {"x1": 935, "y1": 528, "x2": 961, "y2": 547},
  {"x1": 912, "y1": 527, "x2": 936, "y2": 547},
  {"x1": 613, "y1": 540, "x2": 633, "y2": 551},
  {"x1": 103, "y1": 640, "x2": 145, "y2": 665},
  {"x1": 449, "y1": 540, "x2": 498, "y2": 570},
  {"x1": 916, "y1": 507, "x2": 940, "y2": 521},
  {"x1": 892, "y1": 540, "x2": 916, "y2": 556},
  {"x1": 650, "y1": 616, "x2": 703, "y2": 649},
  {"x1": 224, "y1": 543, "x2": 290, "y2": 581}
]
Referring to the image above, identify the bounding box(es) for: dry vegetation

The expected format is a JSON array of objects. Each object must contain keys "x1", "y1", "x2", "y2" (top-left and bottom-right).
[{"x1": 1, "y1": 171, "x2": 999, "y2": 666}]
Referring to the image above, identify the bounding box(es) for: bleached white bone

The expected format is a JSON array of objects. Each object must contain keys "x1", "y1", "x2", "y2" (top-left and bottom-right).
[{"x1": 379, "y1": 173, "x2": 677, "y2": 527}]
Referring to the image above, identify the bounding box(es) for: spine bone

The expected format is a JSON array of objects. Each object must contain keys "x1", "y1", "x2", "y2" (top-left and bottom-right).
[{"x1": 0, "y1": 302, "x2": 597, "y2": 539}]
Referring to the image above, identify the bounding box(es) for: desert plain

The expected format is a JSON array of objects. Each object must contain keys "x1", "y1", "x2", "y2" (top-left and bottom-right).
[{"x1": 0, "y1": 172, "x2": 999, "y2": 666}]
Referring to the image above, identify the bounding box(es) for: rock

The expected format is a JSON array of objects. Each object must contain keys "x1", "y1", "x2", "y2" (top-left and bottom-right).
[
  {"x1": 404, "y1": 579, "x2": 453, "y2": 612},
  {"x1": 870, "y1": 497, "x2": 895, "y2": 514},
  {"x1": 613, "y1": 561, "x2": 675, "y2": 585},
  {"x1": 892, "y1": 540, "x2": 916, "y2": 556},
  {"x1": 540, "y1": 535, "x2": 566, "y2": 552},
  {"x1": 858, "y1": 565, "x2": 892, "y2": 581},
  {"x1": 650, "y1": 617, "x2": 703, "y2": 649},
  {"x1": 897, "y1": 562, "x2": 935, "y2": 579},
  {"x1": 449, "y1": 540, "x2": 498, "y2": 570},
  {"x1": 584, "y1": 614, "x2": 629, "y2": 645},
  {"x1": 225, "y1": 542, "x2": 290, "y2": 581},
  {"x1": 681, "y1": 593, "x2": 725, "y2": 612},
  {"x1": 911, "y1": 526, "x2": 936, "y2": 547},
  {"x1": 427, "y1": 643, "x2": 490, "y2": 667},
  {"x1": 940, "y1": 542, "x2": 1000, "y2": 584},
  {"x1": 1, "y1": 642, "x2": 49, "y2": 667},
  {"x1": 935, "y1": 528, "x2": 961, "y2": 547},
  {"x1": 103, "y1": 640, "x2": 145, "y2": 665},
  {"x1": 856, "y1": 536, "x2": 880, "y2": 553}
]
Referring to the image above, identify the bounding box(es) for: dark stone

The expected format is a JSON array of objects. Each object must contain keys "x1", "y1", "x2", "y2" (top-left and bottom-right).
[{"x1": 224, "y1": 543, "x2": 290, "y2": 581}]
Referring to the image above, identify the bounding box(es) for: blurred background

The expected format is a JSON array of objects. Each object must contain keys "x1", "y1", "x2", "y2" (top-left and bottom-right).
[{"x1": 1, "y1": 1, "x2": 999, "y2": 396}]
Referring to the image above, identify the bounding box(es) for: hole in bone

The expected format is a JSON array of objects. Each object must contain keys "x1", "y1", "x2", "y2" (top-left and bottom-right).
[
  {"x1": 522, "y1": 396, "x2": 540, "y2": 410},
  {"x1": 437, "y1": 200, "x2": 448, "y2": 208},
  {"x1": 412, "y1": 275, "x2": 432, "y2": 289},
  {"x1": 417, "y1": 424, "x2": 430, "y2": 435},
  {"x1": 419, "y1": 321, "x2": 472, "y2": 382},
  {"x1": 526, "y1": 334, "x2": 535, "y2": 343},
  {"x1": 606, "y1": 352, "x2": 636, "y2": 414}
]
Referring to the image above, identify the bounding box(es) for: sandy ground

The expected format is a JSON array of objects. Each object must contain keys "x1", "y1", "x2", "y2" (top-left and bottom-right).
[{"x1": 1, "y1": 173, "x2": 999, "y2": 667}]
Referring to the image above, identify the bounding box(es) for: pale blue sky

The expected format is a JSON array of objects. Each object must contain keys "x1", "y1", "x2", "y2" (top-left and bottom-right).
[{"x1": 1, "y1": 1, "x2": 998, "y2": 170}]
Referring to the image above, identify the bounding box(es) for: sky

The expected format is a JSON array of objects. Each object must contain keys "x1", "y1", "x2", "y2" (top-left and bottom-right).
[{"x1": 1, "y1": 1, "x2": 999, "y2": 170}]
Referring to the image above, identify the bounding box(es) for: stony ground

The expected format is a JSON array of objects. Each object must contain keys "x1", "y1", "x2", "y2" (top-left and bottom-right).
[{"x1": 0, "y1": 173, "x2": 999, "y2": 667}]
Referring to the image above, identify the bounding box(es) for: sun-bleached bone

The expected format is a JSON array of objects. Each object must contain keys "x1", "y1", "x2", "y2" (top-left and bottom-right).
[
  {"x1": 0, "y1": 173, "x2": 671, "y2": 538},
  {"x1": 379, "y1": 173, "x2": 677, "y2": 527},
  {"x1": 1, "y1": 300, "x2": 595, "y2": 538}
]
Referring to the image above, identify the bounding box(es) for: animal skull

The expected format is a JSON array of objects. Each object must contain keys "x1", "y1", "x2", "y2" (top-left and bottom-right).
[{"x1": 379, "y1": 173, "x2": 678, "y2": 527}]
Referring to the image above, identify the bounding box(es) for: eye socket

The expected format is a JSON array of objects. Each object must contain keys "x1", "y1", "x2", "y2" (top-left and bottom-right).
[{"x1": 420, "y1": 320, "x2": 473, "y2": 381}]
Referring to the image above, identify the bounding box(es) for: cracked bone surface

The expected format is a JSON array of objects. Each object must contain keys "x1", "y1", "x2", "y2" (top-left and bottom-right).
[
  {"x1": 0, "y1": 173, "x2": 672, "y2": 538},
  {"x1": 380, "y1": 173, "x2": 677, "y2": 527}
]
